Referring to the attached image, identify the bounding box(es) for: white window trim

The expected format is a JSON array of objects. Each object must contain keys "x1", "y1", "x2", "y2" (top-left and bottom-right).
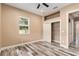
[{"x1": 19, "y1": 16, "x2": 30, "y2": 35}]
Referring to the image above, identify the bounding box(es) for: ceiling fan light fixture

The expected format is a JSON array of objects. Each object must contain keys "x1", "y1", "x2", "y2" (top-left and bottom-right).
[
  {"x1": 42, "y1": 3, "x2": 49, "y2": 7},
  {"x1": 37, "y1": 3, "x2": 49, "y2": 9},
  {"x1": 37, "y1": 4, "x2": 40, "y2": 9}
]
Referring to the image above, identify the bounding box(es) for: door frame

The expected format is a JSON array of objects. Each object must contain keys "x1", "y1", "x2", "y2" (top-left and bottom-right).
[
  {"x1": 66, "y1": 9, "x2": 79, "y2": 47},
  {"x1": 43, "y1": 17, "x2": 61, "y2": 46},
  {"x1": 51, "y1": 21, "x2": 60, "y2": 44}
]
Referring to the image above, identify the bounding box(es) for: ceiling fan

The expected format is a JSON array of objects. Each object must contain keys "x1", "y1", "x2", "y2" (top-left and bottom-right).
[{"x1": 37, "y1": 3, "x2": 49, "y2": 9}]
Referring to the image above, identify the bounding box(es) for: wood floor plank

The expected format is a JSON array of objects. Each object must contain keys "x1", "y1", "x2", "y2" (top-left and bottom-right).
[
  {"x1": 29, "y1": 43, "x2": 52, "y2": 56},
  {"x1": 34, "y1": 42, "x2": 69, "y2": 56},
  {"x1": 32, "y1": 43, "x2": 58, "y2": 56},
  {"x1": 25, "y1": 44, "x2": 45, "y2": 56},
  {"x1": 0, "y1": 41, "x2": 77, "y2": 56},
  {"x1": 34, "y1": 42, "x2": 76, "y2": 56},
  {"x1": 15, "y1": 46, "x2": 33, "y2": 56}
]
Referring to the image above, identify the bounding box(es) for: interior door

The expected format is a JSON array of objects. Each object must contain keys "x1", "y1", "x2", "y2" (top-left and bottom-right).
[{"x1": 51, "y1": 22, "x2": 60, "y2": 43}]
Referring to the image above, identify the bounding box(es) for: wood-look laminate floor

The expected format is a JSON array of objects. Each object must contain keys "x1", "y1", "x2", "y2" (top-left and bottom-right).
[{"x1": 0, "y1": 41, "x2": 78, "y2": 56}]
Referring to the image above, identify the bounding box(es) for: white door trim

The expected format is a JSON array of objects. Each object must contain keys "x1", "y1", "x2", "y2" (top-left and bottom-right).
[
  {"x1": 43, "y1": 17, "x2": 61, "y2": 45},
  {"x1": 66, "y1": 9, "x2": 79, "y2": 47}
]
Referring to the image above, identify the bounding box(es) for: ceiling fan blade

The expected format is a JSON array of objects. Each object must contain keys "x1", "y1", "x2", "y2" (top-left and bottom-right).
[
  {"x1": 37, "y1": 4, "x2": 40, "y2": 9},
  {"x1": 42, "y1": 3, "x2": 49, "y2": 7}
]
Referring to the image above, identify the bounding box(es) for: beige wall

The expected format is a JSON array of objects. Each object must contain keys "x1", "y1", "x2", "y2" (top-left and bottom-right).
[
  {"x1": 0, "y1": 4, "x2": 1, "y2": 48},
  {"x1": 60, "y1": 3, "x2": 79, "y2": 48},
  {"x1": 1, "y1": 4, "x2": 43, "y2": 47}
]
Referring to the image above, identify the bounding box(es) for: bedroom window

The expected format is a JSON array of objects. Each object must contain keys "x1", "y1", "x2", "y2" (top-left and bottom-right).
[{"x1": 19, "y1": 17, "x2": 30, "y2": 35}]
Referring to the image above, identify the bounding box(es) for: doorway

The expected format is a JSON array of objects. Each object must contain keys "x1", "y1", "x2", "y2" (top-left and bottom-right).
[
  {"x1": 74, "y1": 18, "x2": 79, "y2": 48},
  {"x1": 69, "y1": 11, "x2": 79, "y2": 49},
  {"x1": 51, "y1": 22, "x2": 60, "y2": 45}
]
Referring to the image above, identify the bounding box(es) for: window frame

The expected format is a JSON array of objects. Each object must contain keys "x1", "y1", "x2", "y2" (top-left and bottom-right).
[{"x1": 19, "y1": 16, "x2": 30, "y2": 35}]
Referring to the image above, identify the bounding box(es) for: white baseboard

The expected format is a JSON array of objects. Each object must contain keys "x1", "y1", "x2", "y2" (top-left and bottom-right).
[{"x1": 0, "y1": 40, "x2": 44, "y2": 51}]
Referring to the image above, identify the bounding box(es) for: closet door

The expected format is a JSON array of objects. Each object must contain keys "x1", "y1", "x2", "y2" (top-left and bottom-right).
[{"x1": 51, "y1": 22, "x2": 60, "y2": 43}]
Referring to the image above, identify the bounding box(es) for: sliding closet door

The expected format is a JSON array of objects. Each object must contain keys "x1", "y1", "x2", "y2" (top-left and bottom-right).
[{"x1": 51, "y1": 22, "x2": 60, "y2": 43}]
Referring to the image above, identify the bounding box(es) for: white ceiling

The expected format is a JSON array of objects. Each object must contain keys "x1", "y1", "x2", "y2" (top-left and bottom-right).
[{"x1": 6, "y1": 3, "x2": 70, "y2": 16}]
